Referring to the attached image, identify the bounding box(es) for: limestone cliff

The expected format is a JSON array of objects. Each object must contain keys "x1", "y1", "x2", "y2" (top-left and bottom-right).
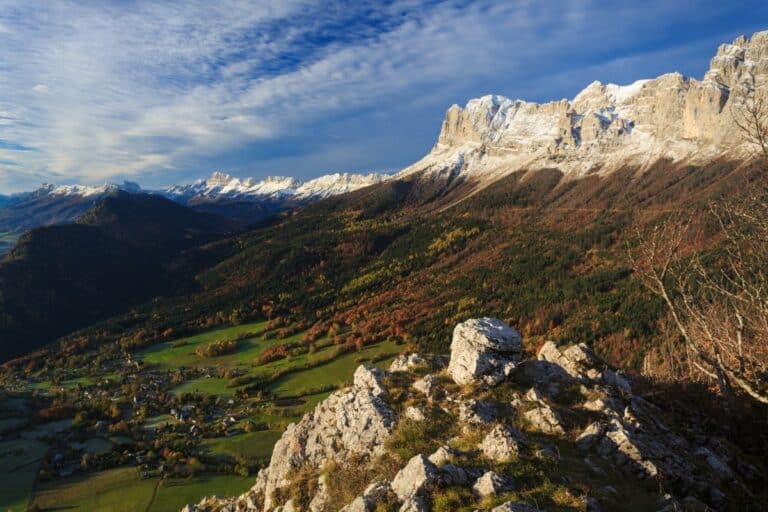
[{"x1": 398, "y1": 30, "x2": 768, "y2": 185}]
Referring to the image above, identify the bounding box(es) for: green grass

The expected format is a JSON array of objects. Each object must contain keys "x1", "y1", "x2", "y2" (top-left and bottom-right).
[
  {"x1": 142, "y1": 414, "x2": 177, "y2": 431},
  {"x1": 137, "y1": 321, "x2": 270, "y2": 369},
  {"x1": 70, "y1": 438, "x2": 114, "y2": 456},
  {"x1": 149, "y1": 474, "x2": 253, "y2": 512},
  {"x1": 268, "y1": 340, "x2": 399, "y2": 396},
  {"x1": 20, "y1": 418, "x2": 72, "y2": 440},
  {"x1": 32, "y1": 467, "x2": 156, "y2": 512},
  {"x1": 31, "y1": 467, "x2": 254, "y2": 512},
  {"x1": 0, "y1": 417, "x2": 27, "y2": 433},
  {"x1": 0, "y1": 439, "x2": 49, "y2": 512},
  {"x1": 201, "y1": 430, "x2": 282, "y2": 461}
]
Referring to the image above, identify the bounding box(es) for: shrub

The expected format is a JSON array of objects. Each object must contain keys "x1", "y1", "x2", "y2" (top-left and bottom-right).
[{"x1": 195, "y1": 339, "x2": 239, "y2": 358}]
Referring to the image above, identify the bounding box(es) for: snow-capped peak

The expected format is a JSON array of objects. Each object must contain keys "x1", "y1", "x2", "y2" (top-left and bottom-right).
[
  {"x1": 163, "y1": 171, "x2": 389, "y2": 202},
  {"x1": 296, "y1": 172, "x2": 389, "y2": 199},
  {"x1": 35, "y1": 181, "x2": 141, "y2": 198}
]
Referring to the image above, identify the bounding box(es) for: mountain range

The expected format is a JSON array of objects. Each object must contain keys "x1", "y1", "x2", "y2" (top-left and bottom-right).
[
  {"x1": 0, "y1": 171, "x2": 389, "y2": 251},
  {"x1": 0, "y1": 28, "x2": 767, "y2": 512},
  {"x1": 1, "y1": 30, "x2": 766, "y2": 363}
]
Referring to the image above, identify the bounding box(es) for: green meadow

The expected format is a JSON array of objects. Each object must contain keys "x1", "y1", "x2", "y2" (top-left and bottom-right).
[{"x1": 12, "y1": 321, "x2": 403, "y2": 512}]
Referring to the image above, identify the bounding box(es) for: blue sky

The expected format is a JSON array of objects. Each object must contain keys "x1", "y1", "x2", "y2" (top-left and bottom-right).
[{"x1": 0, "y1": 0, "x2": 766, "y2": 193}]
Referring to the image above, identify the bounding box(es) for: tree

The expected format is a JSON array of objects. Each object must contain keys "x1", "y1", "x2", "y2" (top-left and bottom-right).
[
  {"x1": 730, "y1": 58, "x2": 768, "y2": 162},
  {"x1": 630, "y1": 197, "x2": 768, "y2": 404}
]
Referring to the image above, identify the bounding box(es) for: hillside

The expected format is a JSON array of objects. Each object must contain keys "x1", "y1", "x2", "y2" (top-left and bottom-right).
[
  {"x1": 0, "y1": 192, "x2": 238, "y2": 361},
  {"x1": 186, "y1": 318, "x2": 767, "y2": 511},
  {"x1": 0, "y1": 28, "x2": 766, "y2": 512}
]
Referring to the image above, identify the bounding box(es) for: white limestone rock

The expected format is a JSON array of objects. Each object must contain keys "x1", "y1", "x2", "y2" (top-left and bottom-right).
[
  {"x1": 473, "y1": 470, "x2": 513, "y2": 497},
  {"x1": 354, "y1": 364, "x2": 388, "y2": 397},
  {"x1": 391, "y1": 454, "x2": 439, "y2": 501},
  {"x1": 389, "y1": 353, "x2": 426, "y2": 373},
  {"x1": 458, "y1": 399, "x2": 497, "y2": 426},
  {"x1": 399, "y1": 496, "x2": 428, "y2": 512},
  {"x1": 412, "y1": 374, "x2": 436, "y2": 397},
  {"x1": 261, "y1": 387, "x2": 395, "y2": 509},
  {"x1": 427, "y1": 445, "x2": 456, "y2": 466},
  {"x1": 308, "y1": 474, "x2": 329, "y2": 512},
  {"x1": 405, "y1": 406, "x2": 426, "y2": 422},
  {"x1": 480, "y1": 424, "x2": 525, "y2": 462},
  {"x1": 448, "y1": 318, "x2": 522, "y2": 386}
]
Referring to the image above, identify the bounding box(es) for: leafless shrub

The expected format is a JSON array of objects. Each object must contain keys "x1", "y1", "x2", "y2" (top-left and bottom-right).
[{"x1": 630, "y1": 196, "x2": 768, "y2": 404}]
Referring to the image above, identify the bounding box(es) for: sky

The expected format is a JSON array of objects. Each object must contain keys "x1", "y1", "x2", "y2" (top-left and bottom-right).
[{"x1": 0, "y1": 0, "x2": 767, "y2": 194}]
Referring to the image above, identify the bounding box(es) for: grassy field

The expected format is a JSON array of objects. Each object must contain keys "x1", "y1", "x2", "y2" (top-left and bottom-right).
[
  {"x1": 0, "y1": 231, "x2": 19, "y2": 256},
  {"x1": 137, "y1": 321, "x2": 270, "y2": 369},
  {"x1": 31, "y1": 467, "x2": 254, "y2": 512},
  {"x1": 19, "y1": 323, "x2": 403, "y2": 512},
  {"x1": 0, "y1": 439, "x2": 49, "y2": 512},
  {"x1": 267, "y1": 340, "x2": 399, "y2": 396},
  {"x1": 149, "y1": 474, "x2": 253, "y2": 511},
  {"x1": 32, "y1": 467, "x2": 158, "y2": 511},
  {"x1": 201, "y1": 430, "x2": 282, "y2": 461}
]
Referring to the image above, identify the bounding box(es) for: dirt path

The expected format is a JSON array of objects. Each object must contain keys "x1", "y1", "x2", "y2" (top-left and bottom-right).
[{"x1": 144, "y1": 477, "x2": 162, "y2": 512}]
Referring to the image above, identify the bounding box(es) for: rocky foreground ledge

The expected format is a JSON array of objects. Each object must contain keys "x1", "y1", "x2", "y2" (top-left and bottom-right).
[{"x1": 183, "y1": 318, "x2": 762, "y2": 512}]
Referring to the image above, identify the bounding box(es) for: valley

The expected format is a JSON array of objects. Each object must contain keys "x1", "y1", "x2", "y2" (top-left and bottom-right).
[
  {"x1": 0, "y1": 320, "x2": 400, "y2": 511},
  {"x1": 0, "y1": 25, "x2": 766, "y2": 512}
]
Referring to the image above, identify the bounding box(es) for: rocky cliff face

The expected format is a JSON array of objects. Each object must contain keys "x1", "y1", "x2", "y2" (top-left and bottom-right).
[
  {"x1": 398, "y1": 30, "x2": 768, "y2": 185},
  {"x1": 182, "y1": 318, "x2": 764, "y2": 512}
]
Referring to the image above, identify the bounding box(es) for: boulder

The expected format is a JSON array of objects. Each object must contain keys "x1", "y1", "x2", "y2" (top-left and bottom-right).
[
  {"x1": 441, "y1": 463, "x2": 470, "y2": 486},
  {"x1": 480, "y1": 424, "x2": 525, "y2": 462},
  {"x1": 576, "y1": 422, "x2": 607, "y2": 450},
  {"x1": 473, "y1": 470, "x2": 513, "y2": 497},
  {"x1": 389, "y1": 353, "x2": 426, "y2": 373},
  {"x1": 523, "y1": 391, "x2": 565, "y2": 435},
  {"x1": 340, "y1": 497, "x2": 367, "y2": 512},
  {"x1": 391, "y1": 454, "x2": 439, "y2": 501},
  {"x1": 399, "y1": 496, "x2": 428, "y2": 512},
  {"x1": 412, "y1": 374, "x2": 436, "y2": 397},
  {"x1": 448, "y1": 318, "x2": 522, "y2": 386},
  {"x1": 340, "y1": 480, "x2": 395, "y2": 512},
  {"x1": 427, "y1": 445, "x2": 456, "y2": 466},
  {"x1": 537, "y1": 341, "x2": 597, "y2": 381},
  {"x1": 458, "y1": 399, "x2": 497, "y2": 426},
  {"x1": 354, "y1": 365, "x2": 388, "y2": 397},
  {"x1": 405, "y1": 406, "x2": 426, "y2": 422}
]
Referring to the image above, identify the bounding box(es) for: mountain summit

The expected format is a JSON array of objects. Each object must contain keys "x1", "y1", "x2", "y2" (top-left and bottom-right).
[
  {"x1": 163, "y1": 171, "x2": 390, "y2": 202},
  {"x1": 399, "y1": 30, "x2": 768, "y2": 184}
]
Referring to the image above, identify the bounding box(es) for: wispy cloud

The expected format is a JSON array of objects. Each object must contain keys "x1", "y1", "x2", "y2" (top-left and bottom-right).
[{"x1": 0, "y1": 0, "x2": 766, "y2": 192}]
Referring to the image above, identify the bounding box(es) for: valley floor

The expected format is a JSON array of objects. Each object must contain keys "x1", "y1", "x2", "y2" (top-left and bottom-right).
[{"x1": 0, "y1": 321, "x2": 400, "y2": 511}]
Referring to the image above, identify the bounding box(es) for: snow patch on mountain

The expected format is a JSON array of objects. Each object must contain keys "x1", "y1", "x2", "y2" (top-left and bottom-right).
[
  {"x1": 164, "y1": 171, "x2": 389, "y2": 202},
  {"x1": 36, "y1": 181, "x2": 142, "y2": 198}
]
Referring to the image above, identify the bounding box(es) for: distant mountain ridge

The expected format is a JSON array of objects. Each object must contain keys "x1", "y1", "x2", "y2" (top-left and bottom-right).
[
  {"x1": 164, "y1": 171, "x2": 389, "y2": 202},
  {"x1": 0, "y1": 171, "x2": 389, "y2": 253},
  {"x1": 0, "y1": 191, "x2": 238, "y2": 361}
]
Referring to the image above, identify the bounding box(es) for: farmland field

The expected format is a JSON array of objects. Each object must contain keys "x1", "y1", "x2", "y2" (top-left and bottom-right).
[
  {"x1": 9, "y1": 320, "x2": 404, "y2": 512},
  {"x1": 0, "y1": 439, "x2": 49, "y2": 512},
  {"x1": 31, "y1": 467, "x2": 254, "y2": 512}
]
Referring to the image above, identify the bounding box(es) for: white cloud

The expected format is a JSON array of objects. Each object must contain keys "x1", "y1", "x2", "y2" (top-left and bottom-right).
[{"x1": 0, "y1": 0, "x2": 763, "y2": 192}]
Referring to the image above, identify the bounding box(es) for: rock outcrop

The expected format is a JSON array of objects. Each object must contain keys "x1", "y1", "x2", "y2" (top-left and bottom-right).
[
  {"x1": 184, "y1": 317, "x2": 764, "y2": 512},
  {"x1": 447, "y1": 317, "x2": 522, "y2": 385}
]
